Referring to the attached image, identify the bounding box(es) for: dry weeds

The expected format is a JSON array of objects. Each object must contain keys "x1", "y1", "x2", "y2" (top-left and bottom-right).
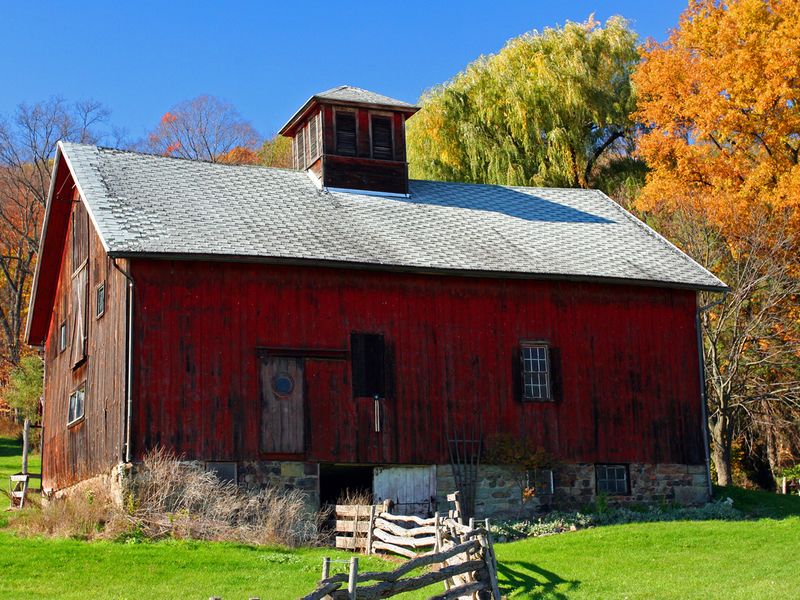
[{"x1": 10, "y1": 447, "x2": 327, "y2": 547}]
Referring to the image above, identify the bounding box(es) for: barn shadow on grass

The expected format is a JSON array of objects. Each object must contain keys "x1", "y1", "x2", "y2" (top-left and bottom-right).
[
  {"x1": 497, "y1": 560, "x2": 580, "y2": 599},
  {"x1": 0, "y1": 436, "x2": 21, "y2": 459}
]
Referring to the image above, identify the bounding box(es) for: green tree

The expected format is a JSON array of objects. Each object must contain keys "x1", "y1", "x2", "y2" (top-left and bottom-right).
[
  {"x1": 4, "y1": 354, "x2": 43, "y2": 474},
  {"x1": 5, "y1": 355, "x2": 42, "y2": 421},
  {"x1": 258, "y1": 134, "x2": 293, "y2": 169},
  {"x1": 407, "y1": 16, "x2": 640, "y2": 190}
]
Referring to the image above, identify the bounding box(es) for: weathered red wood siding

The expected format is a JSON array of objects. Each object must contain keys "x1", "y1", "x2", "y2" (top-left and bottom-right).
[
  {"x1": 131, "y1": 260, "x2": 705, "y2": 467},
  {"x1": 41, "y1": 182, "x2": 127, "y2": 491}
]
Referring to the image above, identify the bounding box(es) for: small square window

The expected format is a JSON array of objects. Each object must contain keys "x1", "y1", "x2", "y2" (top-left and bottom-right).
[
  {"x1": 68, "y1": 383, "x2": 86, "y2": 425},
  {"x1": 520, "y1": 342, "x2": 551, "y2": 401},
  {"x1": 596, "y1": 464, "x2": 629, "y2": 495},
  {"x1": 59, "y1": 321, "x2": 67, "y2": 353},
  {"x1": 206, "y1": 462, "x2": 238, "y2": 484},
  {"x1": 96, "y1": 282, "x2": 106, "y2": 318}
]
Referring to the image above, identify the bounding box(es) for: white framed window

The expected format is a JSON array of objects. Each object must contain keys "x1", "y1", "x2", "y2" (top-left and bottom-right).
[
  {"x1": 520, "y1": 342, "x2": 551, "y2": 401},
  {"x1": 68, "y1": 383, "x2": 86, "y2": 425},
  {"x1": 596, "y1": 464, "x2": 629, "y2": 495}
]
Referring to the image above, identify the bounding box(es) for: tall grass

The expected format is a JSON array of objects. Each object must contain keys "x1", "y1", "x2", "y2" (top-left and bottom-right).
[{"x1": 10, "y1": 447, "x2": 327, "y2": 546}]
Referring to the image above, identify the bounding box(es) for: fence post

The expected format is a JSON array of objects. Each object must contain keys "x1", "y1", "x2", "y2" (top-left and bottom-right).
[
  {"x1": 782, "y1": 476, "x2": 787, "y2": 495},
  {"x1": 321, "y1": 557, "x2": 330, "y2": 581},
  {"x1": 348, "y1": 556, "x2": 359, "y2": 600},
  {"x1": 477, "y1": 531, "x2": 502, "y2": 600},
  {"x1": 366, "y1": 504, "x2": 376, "y2": 555}
]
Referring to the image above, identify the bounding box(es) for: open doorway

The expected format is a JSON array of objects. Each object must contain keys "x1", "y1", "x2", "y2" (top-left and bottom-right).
[{"x1": 319, "y1": 464, "x2": 374, "y2": 506}]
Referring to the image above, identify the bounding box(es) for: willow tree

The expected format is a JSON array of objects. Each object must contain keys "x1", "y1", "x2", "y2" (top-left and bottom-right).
[{"x1": 407, "y1": 16, "x2": 639, "y2": 189}]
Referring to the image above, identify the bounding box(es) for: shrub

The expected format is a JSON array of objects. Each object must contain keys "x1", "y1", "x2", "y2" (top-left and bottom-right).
[{"x1": 489, "y1": 499, "x2": 745, "y2": 542}]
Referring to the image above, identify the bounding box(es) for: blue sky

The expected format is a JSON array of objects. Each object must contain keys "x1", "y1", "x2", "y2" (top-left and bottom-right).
[{"x1": 1, "y1": 1, "x2": 686, "y2": 141}]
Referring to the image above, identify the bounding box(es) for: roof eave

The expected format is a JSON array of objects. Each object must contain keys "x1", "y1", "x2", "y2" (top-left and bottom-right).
[
  {"x1": 107, "y1": 250, "x2": 729, "y2": 293},
  {"x1": 278, "y1": 96, "x2": 420, "y2": 137},
  {"x1": 24, "y1": 144, "x2": 64, "y2": 345}
]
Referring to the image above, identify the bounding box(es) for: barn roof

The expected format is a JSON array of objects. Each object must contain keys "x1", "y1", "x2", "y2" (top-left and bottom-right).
[
  {"x1": 56, "y1": 141, "x2": 725, "y2": 291},
  {"x1": 278, "y1": 86, "x2": 419, "y2": 135}
]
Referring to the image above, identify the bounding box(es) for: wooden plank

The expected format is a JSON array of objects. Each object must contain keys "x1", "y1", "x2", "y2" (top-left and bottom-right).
[
  {"x1": 374, "y1": 517, "x2": 437, "y2": 537},
  {"x1": 372, "y1": 527, "x2": 436, "y2": 548},
  {"x1": 370, "y1": 541, "x2": 417, "y2": 559},
  {"x1": 377, "y1": 512, "x2": 435, "y2": 526},
  {"x1": 428, "y1": 581, "x2": 488, "y2": 600},
  {"x1": 335, "y1": 519, "x2": 371, "y2": 533},
  {"x1": 335, "y1": 504, "x2": 378, "y2": 517},
  {"x1": 335, "y1": 536, "x2": 367, "y2": 550}
]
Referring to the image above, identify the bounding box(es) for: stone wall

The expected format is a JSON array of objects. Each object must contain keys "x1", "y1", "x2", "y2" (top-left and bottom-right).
[
  {"x1": 50, "y1": 460, "x2": 707, "y2": 520},
  {"x1": 50, "y1": 463, "x2": 127, "y2": 507},
  {"x1": 435, "y1": 462, "x2": 710, "y2": 519},
  {"x1": 238, "y1": 460, "x2": 320, "y2": 510}
]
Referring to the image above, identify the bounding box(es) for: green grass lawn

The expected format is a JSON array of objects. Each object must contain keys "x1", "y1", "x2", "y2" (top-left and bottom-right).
[{"x1": 1, "y1": 434, "x2": 798, "y2": 599}]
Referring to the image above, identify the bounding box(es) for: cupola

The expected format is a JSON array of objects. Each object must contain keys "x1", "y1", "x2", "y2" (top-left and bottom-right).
[{"x1": 278, "y1": 86, "x2": 419, "y2": 195}]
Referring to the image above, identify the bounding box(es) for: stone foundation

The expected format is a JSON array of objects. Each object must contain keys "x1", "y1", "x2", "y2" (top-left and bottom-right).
[
  {"x1": 436, "y1": 462, "x2": 710, "y2": 519},
  {"x1": 49, "y1": 463, "x2": 128, "y2": 507},
  {"x1": 50, "y1": 460, "x2": 708, "y2": 520},
  {"x1": 238, "y1": 460, "x2": 320, "y2": 510}
]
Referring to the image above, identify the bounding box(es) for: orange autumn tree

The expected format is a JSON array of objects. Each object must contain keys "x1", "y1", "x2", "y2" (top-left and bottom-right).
[
  {"x1": 635, "y1": 0, "x2": 800, "y2": 234},
  {"x1": 634, "y1": 0, "x2": 800, "y2": 487}
]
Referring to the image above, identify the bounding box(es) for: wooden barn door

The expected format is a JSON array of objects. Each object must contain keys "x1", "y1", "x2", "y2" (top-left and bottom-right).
[
  {"x1": 260, "y1": 357, "x2": 305, "y2": 454},
  {"x1": 373, "y1": 466, "x2": 436, "y2": 516}
]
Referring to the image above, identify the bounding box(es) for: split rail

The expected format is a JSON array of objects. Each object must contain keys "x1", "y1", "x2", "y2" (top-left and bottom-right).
[{"x1": 303, "y1": 492, "x2": 500, "y2": 599}]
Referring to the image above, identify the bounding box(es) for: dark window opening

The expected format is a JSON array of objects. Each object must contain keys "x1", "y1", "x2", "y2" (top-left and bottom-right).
[
  {"x1": 521, "y1": 342, "x2": 551, "y2": 401},
  {"x1": 96, "y1": 282, "x2": 106, "y2": 319},
  {"x1": 320, "y1": 464, "x2": 374, "y2": 506},
  {"x1": 68, "y1": 383, "x2": 85, "y2": 425},
  {"x1": 58, "y1": 321, "x2": 67, "y2": 353},
  {"x1": 336, "y1": 111, "x2": 357, "y2": 156},
  {"x1": 351, "y1": 333, "x2": 386, "y2": 398},
  {"x1": 596, "y1": 464, "x2": 629, "y2": 495},
  {"x1": 206, "y1": 462, "x2": 238, "y2": 484},
  {"x1": 371, "y1": 115, "x2": 393, "y2": 160},
  {"x1": 71, "y1": 263, "x2": 88, "y2": 368}
]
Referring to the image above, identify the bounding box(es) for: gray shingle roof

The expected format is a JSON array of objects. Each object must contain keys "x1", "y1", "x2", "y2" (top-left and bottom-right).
[
  {"x1": 59, "y1": 142, "x2": 725, "y2": 291},
  {"x1": 314, "y1": 86, "x2": 418, "y2": 109}
]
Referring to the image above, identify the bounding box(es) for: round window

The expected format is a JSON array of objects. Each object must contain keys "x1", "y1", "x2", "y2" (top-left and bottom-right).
[{"x1": 272, "y1": 373, "x2": 294, "y2": 396}]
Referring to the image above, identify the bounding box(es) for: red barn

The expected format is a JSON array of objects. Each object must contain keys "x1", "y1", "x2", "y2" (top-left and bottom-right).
[{"x1": 26, "y1": 87, "x2": 726, "y2": 516}]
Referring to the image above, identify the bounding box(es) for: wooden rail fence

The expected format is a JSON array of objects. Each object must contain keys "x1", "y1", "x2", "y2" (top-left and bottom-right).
[{"x1": 304, "y1": 492, "x2": 501, "y2": 599}]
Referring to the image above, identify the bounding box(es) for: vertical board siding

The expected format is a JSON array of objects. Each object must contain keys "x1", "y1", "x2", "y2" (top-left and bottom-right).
[
  {"x1": 41, "y1": 184, "x2": 127, "y2": 491},
  {"x1": 131, "y1": 260, "x2": 705, "y2": 467}
]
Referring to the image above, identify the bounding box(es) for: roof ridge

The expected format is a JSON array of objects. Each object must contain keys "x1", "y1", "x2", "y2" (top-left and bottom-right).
[{"x1": 60, "y1": 141, "x2": 300, "y2": 174}]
